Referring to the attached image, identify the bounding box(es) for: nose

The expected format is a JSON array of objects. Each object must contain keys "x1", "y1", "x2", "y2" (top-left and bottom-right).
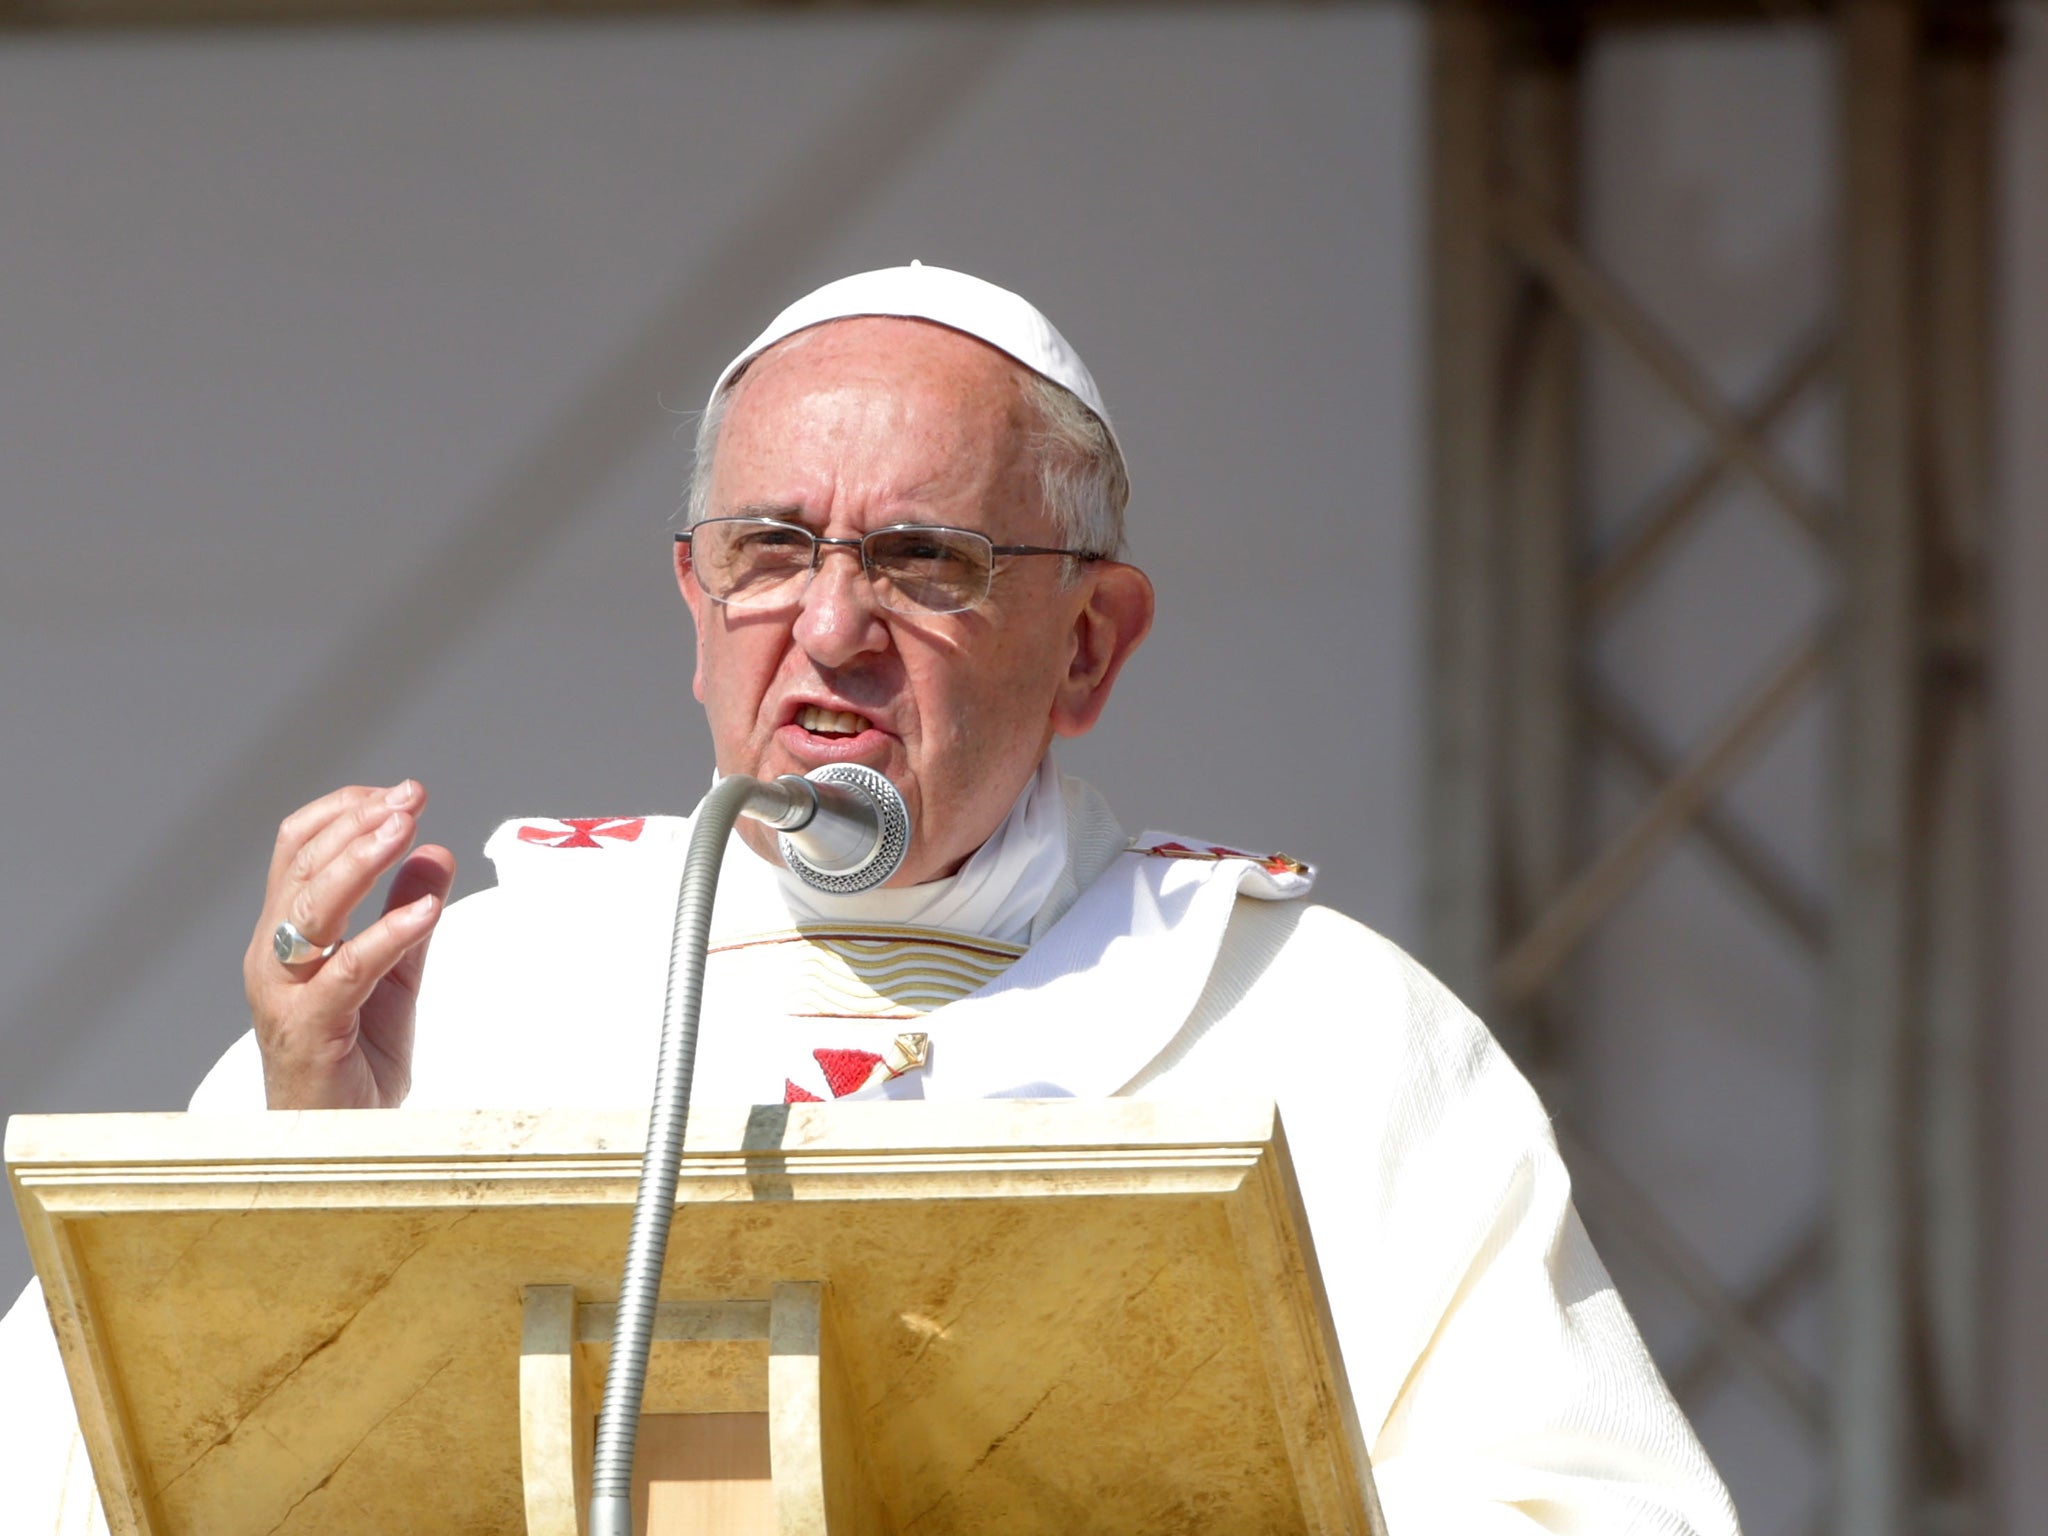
[{"x1": 792, "y1": 539, "x2": 889, "y2": 666}]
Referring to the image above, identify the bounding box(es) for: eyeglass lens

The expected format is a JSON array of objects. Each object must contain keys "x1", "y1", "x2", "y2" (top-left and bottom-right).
[
  {"x1": 696, "y1": 518, "x2": 999, "y2": 614},
  {"x1": 690, "y1": 520, "x2": 996, "y2": 615}
]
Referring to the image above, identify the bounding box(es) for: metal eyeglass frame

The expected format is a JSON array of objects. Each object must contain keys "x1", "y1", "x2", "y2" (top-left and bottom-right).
[{"x1": 674, "y1": 517, "x2": 1103, "y2": 616}]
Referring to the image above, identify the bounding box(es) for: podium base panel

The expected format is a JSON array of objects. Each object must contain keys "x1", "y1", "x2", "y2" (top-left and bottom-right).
[
  {"x1": 636, "y1": 1414, "x2": 773, "y2": 1536},
  {"x1": 524, "y1": 1283, "x2": 891, "y2": 1536}
]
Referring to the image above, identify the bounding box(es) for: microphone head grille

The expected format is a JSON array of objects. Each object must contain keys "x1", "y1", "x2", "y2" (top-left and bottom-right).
[{"x1": 778, "y1": 763, "x2": 912, "y2": 895}]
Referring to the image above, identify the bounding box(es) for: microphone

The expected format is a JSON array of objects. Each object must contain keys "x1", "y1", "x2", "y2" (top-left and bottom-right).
[
  {"x1": 593, "y1": 760, "x2": 913, "y2": 1536},
  {"x1": 739, "y1": 763, "x2": 911, "y2": 894}
]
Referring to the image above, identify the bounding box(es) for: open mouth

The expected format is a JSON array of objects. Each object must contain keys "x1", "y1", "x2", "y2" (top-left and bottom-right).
[{"x1": 797, "y1": 704, "x2": 873, "y2": 738}]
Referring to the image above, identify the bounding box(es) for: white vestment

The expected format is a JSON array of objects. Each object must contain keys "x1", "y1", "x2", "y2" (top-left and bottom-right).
[{"x1": 0, "y1": 766, "x2": 1741, "y2": 1535}]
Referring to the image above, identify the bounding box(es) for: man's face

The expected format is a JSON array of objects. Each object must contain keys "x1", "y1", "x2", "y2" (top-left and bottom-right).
[{"x1": 677, "y1": 316, "x2": 1150, "y2": 886}]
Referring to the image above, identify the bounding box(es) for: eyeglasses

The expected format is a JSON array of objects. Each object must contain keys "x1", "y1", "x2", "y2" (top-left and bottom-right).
[{"x1": 676, "y1": 517, "x2": 1102, "y2": 617}]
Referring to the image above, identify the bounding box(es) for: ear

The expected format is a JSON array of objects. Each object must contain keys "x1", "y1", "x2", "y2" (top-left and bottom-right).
[
  {"x1": 675, "y1": 535, "x2": 711, "y2": 704},
  {"x1": 1050, "y1": 562, "x2": 1155, "y2": 738}
]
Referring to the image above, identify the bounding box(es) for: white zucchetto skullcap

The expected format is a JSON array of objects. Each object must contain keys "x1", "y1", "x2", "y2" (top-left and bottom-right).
[{"x1": 707, "y1": 261, "x2": 1120, "y2": 457}]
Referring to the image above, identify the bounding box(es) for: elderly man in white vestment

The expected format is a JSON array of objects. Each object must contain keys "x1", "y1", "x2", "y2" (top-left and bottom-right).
[{"x1": 1, "y1": 265, "x2": 1742, "y2": 1534}]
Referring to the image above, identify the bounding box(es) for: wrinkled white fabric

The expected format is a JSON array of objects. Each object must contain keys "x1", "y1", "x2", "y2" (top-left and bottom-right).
[
  {"x1": 755, "y1": 753, "x2": 1069, "y2": 945},
  {"x1": 0, "y1": 769, "x2": 1741, "y2": 1535}
]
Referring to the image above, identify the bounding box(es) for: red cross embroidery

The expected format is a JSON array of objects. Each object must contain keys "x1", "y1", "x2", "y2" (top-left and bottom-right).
[
  {"x1": 785, "y1": 1047, "x2": 889, "y2": 1104},
  {"x1": 783, "y1": 1038, "x2": 930, "y2": 1105},
  {"x1": 814, "y1": 1048, "x2": 886, "y2": 1098},
  {"x1": 515, "y1": 817, "x2": 646, "y2": 849}
]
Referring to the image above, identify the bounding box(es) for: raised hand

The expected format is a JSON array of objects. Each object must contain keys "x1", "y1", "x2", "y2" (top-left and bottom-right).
[{"x1": 242, "y1": 780, "x2": 457, "y2": 1109}]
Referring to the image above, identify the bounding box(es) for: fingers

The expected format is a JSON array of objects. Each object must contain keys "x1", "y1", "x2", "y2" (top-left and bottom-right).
[
  {"x1": 266, "y1": 781, "x2": 417, "y2": 889},
  {"x1": 261, "y1": 781, "x2": 426, "y2": 952},
  {"x1": 248, "y1": 782, "x2": 455, "y2": 1111},
  {"x1": 301, "y1": 887, "x2": 444, "y2": 1021},
  {"x1": 282, "y1": 807, "x2": 415, "y2": 946},
  {"x1": 385, "y1": 843, "x2": 458, "y2": 914},
  {"x1": 253, "y1": 859, "x2": 451, "y2": 1111},
  {"x1": 377, "y1": 847, "x2": 457, "y2": 999}
]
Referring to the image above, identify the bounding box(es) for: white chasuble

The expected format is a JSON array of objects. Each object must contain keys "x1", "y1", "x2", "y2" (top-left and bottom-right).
[{"x1": 382, "y1": 758, "x2": 1315, "y2": 1114}]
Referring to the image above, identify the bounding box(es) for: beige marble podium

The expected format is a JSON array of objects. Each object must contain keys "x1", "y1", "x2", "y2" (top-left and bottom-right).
[{"x1": 7, "y1": 1100, "x2": 1386, "y2": 1535}]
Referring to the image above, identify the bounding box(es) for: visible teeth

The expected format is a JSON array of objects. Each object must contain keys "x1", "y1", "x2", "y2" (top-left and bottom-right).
[{"x1": 798, "y1": 705, "x2": 871, "y2": 737}]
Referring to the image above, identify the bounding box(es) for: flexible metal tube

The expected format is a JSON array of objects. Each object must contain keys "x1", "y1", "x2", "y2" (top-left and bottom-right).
[{"x1": 588, "y1": 773, "x2": 759, "y2": 1536}]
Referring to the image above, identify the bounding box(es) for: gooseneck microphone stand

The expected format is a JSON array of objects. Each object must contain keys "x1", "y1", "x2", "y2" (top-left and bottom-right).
[{"x1": 588, "y1": 766, "x2": 908, "y2": 1536}]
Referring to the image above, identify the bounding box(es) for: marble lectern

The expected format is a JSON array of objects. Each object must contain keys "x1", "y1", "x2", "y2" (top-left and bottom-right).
[{"x1": 6, "y1": 1099, "x2": 1387, "y2": 1535}]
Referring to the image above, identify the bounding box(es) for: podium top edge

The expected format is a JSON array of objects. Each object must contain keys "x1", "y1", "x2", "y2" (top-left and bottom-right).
[{"x1": 5, "y1": 1098, "x2": 1282, "y2": 1172}]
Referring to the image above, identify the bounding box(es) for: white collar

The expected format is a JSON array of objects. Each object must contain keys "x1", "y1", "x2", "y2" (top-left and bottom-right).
[{"x1": 722, "y1": 756, "x2": 1071, "y2": 946}]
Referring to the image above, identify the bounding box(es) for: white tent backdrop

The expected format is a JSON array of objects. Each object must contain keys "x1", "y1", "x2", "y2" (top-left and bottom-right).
[{"x1": 0, "y1": 6, "x2": 2040, "y2": 1529}]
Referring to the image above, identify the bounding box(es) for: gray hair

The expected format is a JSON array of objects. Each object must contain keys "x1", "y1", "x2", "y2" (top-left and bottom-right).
[{"x1": 686, "y1": 360, "x2": 1130, "y2": 562}]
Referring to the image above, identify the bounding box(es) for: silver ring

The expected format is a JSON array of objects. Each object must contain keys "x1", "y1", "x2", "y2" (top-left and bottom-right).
[{"x1": 272, "y1": 919, "x2": 336, "y2": 968}]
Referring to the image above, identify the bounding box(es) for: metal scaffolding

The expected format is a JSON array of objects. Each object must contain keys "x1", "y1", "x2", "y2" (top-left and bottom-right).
[{"x1": 1424, "y1": 1, "x2": 1997, "y2": 1531}]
